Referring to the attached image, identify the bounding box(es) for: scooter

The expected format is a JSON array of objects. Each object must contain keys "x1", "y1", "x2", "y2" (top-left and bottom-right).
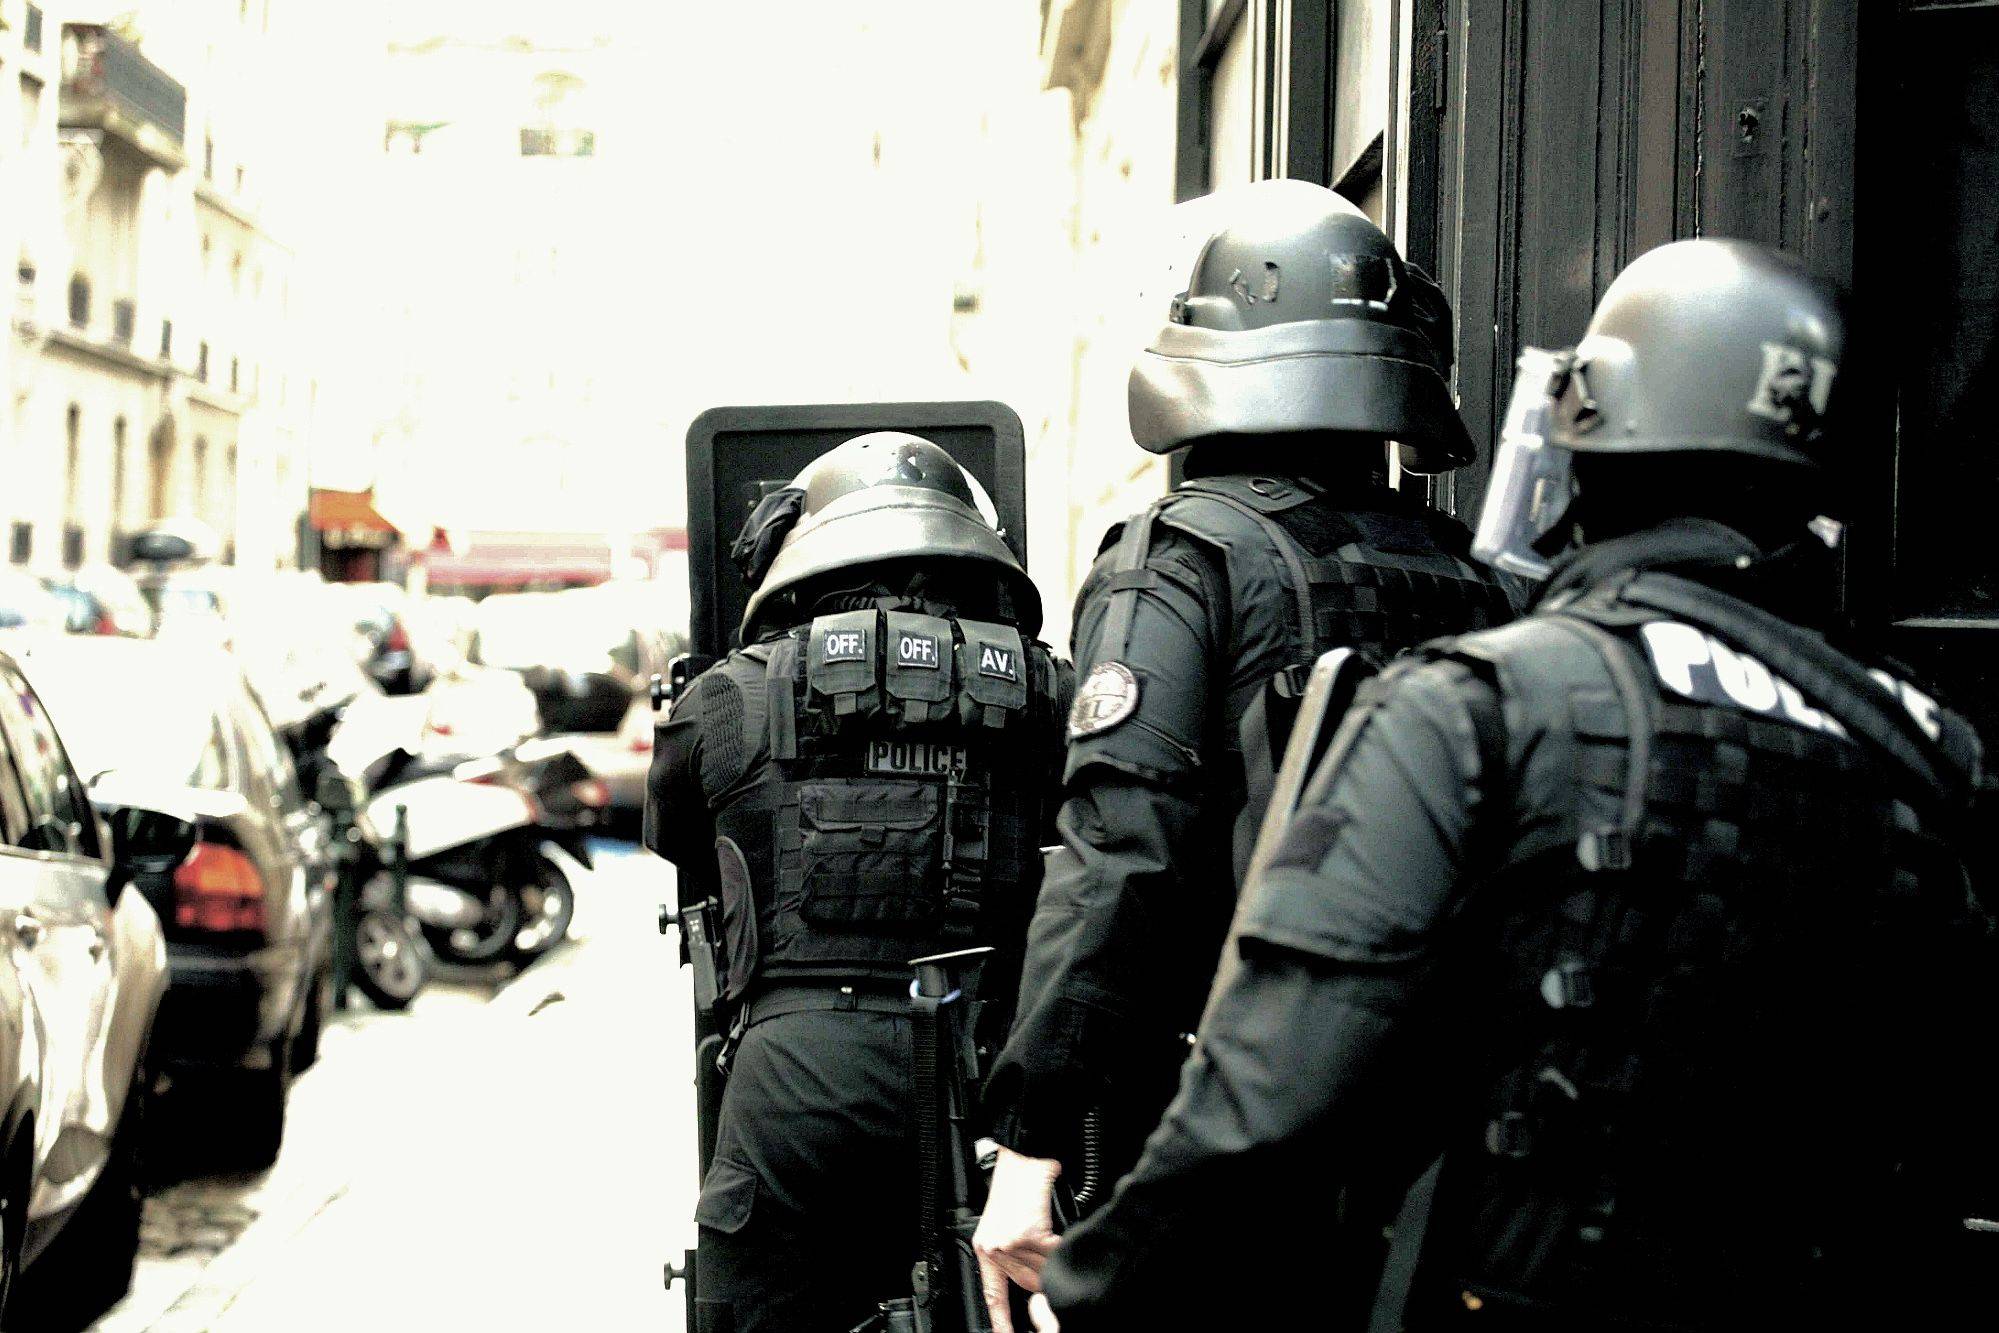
[
  {"x1": 277, "y1": 694, "x2": 435, "y2": 1012},
  {"x1": 356, "y1": 744, "x2": 600, "y2": 966},
  {"x1": 311, "y1": 765, "x2": 431, "y2": 1011}
]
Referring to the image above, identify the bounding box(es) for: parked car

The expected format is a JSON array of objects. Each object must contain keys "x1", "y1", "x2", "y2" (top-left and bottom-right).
[
  {"x1": 0, "y1": 574, "x2": 67, "y2": 636},
  {"x1": 471, "y1": 587, "x2": 682, "y2": 818},
  {"x1": 19, "y1": 637, "x2": 336, "y2": 1171},
  {"x1": 0, "y1": 648, "x2": 178, "y2": 1330},
  {"x1": 40, "y1": 565, "x2": 151, "y2": 638},
  {"x1": 339, "y1": 583, "x2": 436, "y2": 696}
]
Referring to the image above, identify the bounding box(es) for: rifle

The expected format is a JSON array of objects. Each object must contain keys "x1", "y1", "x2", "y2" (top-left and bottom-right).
[{"x1": 855, "y1": 946, "x2": 1014, "y2": 1333}]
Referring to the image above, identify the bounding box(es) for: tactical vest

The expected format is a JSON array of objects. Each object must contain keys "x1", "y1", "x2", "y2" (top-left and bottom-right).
[
  {"x1": 709, "y1": 608, "x2": 1062, "y2": 993},
  {"x1": 1391, "y1": 588, "x2": 1993, "y2": 1329},
  {"x1": 1096, "y1": 474, "x2": 1515, "y2": 884}
]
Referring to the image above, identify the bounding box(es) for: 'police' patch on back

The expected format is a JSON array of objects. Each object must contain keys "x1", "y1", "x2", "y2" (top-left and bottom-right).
[
  {"x1": 896, "y1": 631, "x2": 942, "y2": 670},
  {"x1": 1639, "y1": 620, "x2": 1945, "y2": 744},
  {"x1": 1640, "y1": 621, "x2": 1847, "y2": 738},
  {"x1": 1070, "y1": 661, "x2": 1139, "y2": 738},
  {"x1": 977, "y1": 643, "x2": 1019, "y2": 682},
  {"x1": 822, "y1": 627, "x2": 868, "y2": 664}
]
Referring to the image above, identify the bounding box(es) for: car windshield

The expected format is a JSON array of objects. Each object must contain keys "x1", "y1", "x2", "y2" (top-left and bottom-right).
[
  {"x1": 26, "y1": 644, "x2": 228, "y2": 789},
  {"x1": 148, "y1": 585, "x2": 224, "y2": 618},
  {"x1": 41, "y1": 585, "x2": 96, "y2": 633}
]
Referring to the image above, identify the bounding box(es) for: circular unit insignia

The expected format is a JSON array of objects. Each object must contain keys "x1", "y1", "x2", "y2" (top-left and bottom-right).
[{"x1": 1069, "y1": 661, "x2": 1140, "y2": 738}]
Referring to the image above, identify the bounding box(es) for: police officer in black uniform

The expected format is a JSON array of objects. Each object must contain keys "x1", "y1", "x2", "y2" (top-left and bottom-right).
[
  {"x1": 1029, "y1": 238, "x2": 1999, "y2": 1331},
  {"x1": 975, "y1": 179, "x2": 1514, "y2": 1319},
  {"x1": 646, "y1": 432, "x2": 1068, "y2": 1333}
]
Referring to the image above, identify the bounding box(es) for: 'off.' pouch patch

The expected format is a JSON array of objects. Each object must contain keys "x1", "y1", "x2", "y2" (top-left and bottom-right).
[
  {"x1": 884, "y1": 611, "x2": 954, "y2": 723},
  {"x1": 807, "y1": 610, "x2": 880, "y2": 717}
]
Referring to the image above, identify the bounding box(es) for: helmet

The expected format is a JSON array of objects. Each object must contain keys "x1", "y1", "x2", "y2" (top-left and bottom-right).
[
  {"x1": 1126, "y1": 178, "x2": 1474, "y2": 473},
  {"x1": 736, "y1": 432, "x2": 1040, "y2": 642},
  {"x1": 1551, "y1": 238, "x2": 1844, "y2": 464},
  {"x1": 1472, "y1": 239, "x2": 1846, "y2": 581}
]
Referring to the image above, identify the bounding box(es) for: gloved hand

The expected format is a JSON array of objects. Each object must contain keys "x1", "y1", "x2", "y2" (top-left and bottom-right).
[{"x1": 973, "y1": 1147, "x2": 1063, "y2": 1331}]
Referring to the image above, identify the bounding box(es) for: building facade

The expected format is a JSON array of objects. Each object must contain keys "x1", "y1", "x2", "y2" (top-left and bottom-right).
[
  {"x1": 1010, "y1": 0, "x2": 1995, "y2": 722},
  {"x1": 3, "y1": 0, "x2": 347, "y2": 577}
]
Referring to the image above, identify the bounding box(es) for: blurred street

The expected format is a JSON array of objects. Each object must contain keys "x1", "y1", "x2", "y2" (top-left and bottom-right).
[{"x1": 90, "y1": 839, "x2": 696, "y2": 1333}]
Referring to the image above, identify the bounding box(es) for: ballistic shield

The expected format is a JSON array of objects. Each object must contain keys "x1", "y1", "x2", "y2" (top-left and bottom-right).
[{"x1": 683, "y1": 401, "x2": 1029, "y2": 661}]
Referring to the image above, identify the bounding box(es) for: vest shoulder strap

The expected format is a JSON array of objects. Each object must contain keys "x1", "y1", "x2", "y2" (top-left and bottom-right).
[
  {"x1": 1542, "y1": 611, "x2": 1655, "y2": 872},
  {"x1": 764, "y1": 633, "x2": 802, "y2": 761},
  {"x1": 1161, "y1": 485, "x2": 1319, "y2": 670}
]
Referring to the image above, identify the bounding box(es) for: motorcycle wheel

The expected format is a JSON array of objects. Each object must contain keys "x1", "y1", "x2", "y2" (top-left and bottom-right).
[
  {"x1": 510, "y1": 854, "x2": 576, "y2": 960},
  {"x1": 421, "y1": 883, "x2": 522, "y2": 966},
  {"x1": 353, "y1": 910, "x2": 428, "y2": 1010}
]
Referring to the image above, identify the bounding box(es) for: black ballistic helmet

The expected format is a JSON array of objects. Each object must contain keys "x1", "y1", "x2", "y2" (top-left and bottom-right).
[
  {"x1": 1473, "y1": 239, "x2": 1847, "y2": 580},
  {"x1": 1127, "y1": 179, "x2": 1475, "y2": 473},
  {"x1": 1551, "y1": 238, "x2": 1845, "y2": 469},
  {"x1": 737, "y1": 432, "x2": 1040, "y2": 642}
]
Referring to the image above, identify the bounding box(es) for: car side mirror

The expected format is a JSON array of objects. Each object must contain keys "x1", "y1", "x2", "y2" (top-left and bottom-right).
[{"x1": 102, "y1": 805, "x2": 200, "y2": 902}]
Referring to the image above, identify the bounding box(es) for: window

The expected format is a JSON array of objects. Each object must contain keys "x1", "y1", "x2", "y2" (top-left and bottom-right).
[
  {"x1": 196, "y1": 341, "x2": 209, "y2": 381},
  {"x1": 149, "y1": 426, "x2": 173, "y2": 519},
  {"x1": 1884, "y1": 8, "x2": 1999, "y2": 624},
  {"x1": 0, "y1": 718, "x2": 34, "y2": 845},
  {"x1": 66, "y1": 272, "x2": 89, "y2": 328},
  {"x1": 0, "y1": 666, "x2": 98, "y2": 858},
  {"x1": 229, "y1": 679, "x2": 300, "y2": 813},
  {"x1": 193, "y1": 437, "x2": 210, "y2": 519},
  {"x1": 19, "y1": 72, "x2": 42, "y2": 151},
  {"x1": 203, "y1": 135, "x2": 215, "y2": 180},
  {"x1": 519, "y1": 127, "x2": 596, "y2": 157},
  {"x1": 229, "y1": 356, "x2": 239, "y2": 394},
  {"x1": 1176, "y1": 0, "x2": 1256, "y2": 200},
  {"x1": 63, "y1": 406, "x2": 81, "y2": 529},
  {"x1": 111, "y1": 416, "x2": 128, "y2": 525}
]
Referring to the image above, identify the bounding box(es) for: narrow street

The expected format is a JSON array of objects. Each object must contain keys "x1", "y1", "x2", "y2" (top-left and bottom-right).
[{"x1": 91, "y1": 840, "x2": 697, "y2": 1333}]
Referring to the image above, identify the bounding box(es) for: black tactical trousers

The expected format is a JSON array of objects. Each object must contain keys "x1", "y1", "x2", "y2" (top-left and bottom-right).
[{"x1": 694, "y1": 1005, "x2": 918, "y2": 1333}]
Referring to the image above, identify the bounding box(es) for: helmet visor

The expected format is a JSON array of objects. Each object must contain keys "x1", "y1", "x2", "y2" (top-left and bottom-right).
[{"x1": 1471, "y1": 347, "x2": 1578, "y2": 582}]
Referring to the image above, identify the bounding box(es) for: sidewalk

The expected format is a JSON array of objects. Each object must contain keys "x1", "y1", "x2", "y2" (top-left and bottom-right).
[{"x1": 97, "y1": 845, "x2": 696, "y2": 1332}]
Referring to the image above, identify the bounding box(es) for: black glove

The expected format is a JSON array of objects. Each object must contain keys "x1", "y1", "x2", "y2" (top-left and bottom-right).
[{"x1": 730, "y1": 486, "x2": 806, "y2": 587}]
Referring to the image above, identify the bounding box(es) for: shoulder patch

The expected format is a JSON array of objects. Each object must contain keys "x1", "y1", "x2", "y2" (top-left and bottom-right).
[{"x1": 1069, "y1": 661, "x2": 1140, "y2": 738}]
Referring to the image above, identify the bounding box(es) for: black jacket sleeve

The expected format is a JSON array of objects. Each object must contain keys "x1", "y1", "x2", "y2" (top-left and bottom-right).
[
  {"x1": 644, "y1": 668, "x2": 720, "y2": 886},
  {"x1": 1039, "y1": 660, "x2": 1501, "y2": 1328},
  {"x1": 983, "y1": 527, "x2": 1227, "y2": 1159}
]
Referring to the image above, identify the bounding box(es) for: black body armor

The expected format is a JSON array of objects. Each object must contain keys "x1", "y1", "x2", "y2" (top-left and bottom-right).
[
  {"x1": 1396, "y1": 581, "x2": 1994, "y2": 1328},
  {"x1": 700, "y1": 609, "x2": 1065, "y2": 996},
  {"x1": 1082, "y1": 473, "x2": 1516, "y2": 884}
]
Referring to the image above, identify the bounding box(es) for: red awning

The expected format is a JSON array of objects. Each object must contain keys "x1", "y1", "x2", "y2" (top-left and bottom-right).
[
  {"x1": 309, "y1": 489, "x2": 398, "y2": 535},
  {"x1": 418, "y1": 533, "x2": 616, "y2": 587}
]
